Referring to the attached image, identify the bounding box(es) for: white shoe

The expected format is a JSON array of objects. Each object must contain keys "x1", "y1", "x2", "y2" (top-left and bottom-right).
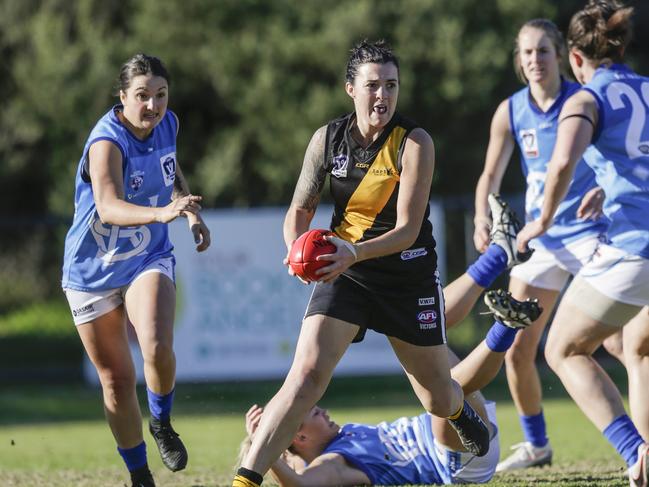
[
  {"x1": 629, "y1": 443, "x2": 649, "y2": 487},
  {"x1": 495, "y1": 441, "x2": 552, "y2": 472}
]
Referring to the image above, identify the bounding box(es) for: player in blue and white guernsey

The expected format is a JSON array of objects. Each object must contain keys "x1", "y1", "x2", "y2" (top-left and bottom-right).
[
  {"x1": 61, "y1": 54, "x2": 210, "y2": 487},
  {"x1": 518, "y1": 2, "x2": 649, "y2": 486},
  {"x1": 473, "y1": 18, "x2": 620, "y2": 472},
  {"x1": 239, "y1": 291, "x2": 542, "y2": 486}
]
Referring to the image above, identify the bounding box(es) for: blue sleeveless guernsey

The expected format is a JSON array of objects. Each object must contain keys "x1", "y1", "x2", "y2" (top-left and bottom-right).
[
  {"x1": 61, "y1": 106, "x2": 178, "y2": 291},
  {"x1": 509, "y1": 80, "x2": 608, "y2": 250},
  {"x1": 322, "y1": 404, "x2": 499, "y2": 485},
  {"x1": 581, "y1": 64, "x2": 649, "y2": 258}
]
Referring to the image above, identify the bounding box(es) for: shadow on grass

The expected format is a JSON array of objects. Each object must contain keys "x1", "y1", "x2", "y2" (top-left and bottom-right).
[{"x1": 0, "y1": 358, "x2": 627, "y2": 426}]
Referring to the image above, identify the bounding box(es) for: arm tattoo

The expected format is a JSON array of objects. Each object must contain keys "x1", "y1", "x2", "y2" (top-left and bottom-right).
[{"x1": 291, "y1": 126, "x2": 327, "y2": 211}]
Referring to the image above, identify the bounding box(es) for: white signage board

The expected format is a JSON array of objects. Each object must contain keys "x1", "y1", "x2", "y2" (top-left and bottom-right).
[{"x1": 84, "y1": 204, "x2": 445, "y2": 383}]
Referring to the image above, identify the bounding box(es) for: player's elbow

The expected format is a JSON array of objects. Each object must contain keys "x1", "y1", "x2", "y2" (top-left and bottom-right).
[
  {"x1": 95, "y1": 205, "x2": 115, "y2": 225},
  {"x1": 396, "y1": 225, "x2": 419, "y2": 250}
]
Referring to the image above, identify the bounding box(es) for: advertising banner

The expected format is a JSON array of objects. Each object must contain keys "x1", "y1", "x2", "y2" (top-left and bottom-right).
[{"x1": 84, "y1": 204, "x2": 445, "y2": 383}]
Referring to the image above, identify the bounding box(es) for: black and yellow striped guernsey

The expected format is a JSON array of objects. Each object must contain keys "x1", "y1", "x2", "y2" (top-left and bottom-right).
[{"x1": 324, "y1": 112, "x2": 438, "y2": 292}]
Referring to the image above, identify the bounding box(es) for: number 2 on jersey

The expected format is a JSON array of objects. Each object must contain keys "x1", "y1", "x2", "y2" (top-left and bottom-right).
[{"x1": 607, "y1": 81, "x2": 649, "y2": 159}]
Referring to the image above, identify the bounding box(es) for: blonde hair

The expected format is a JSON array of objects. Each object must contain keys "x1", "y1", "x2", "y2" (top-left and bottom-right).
[
  {"x1": 513, "y1": 19, "x2": 568, "y2": 84},
  {"x1": 568, "y1": 0, "x2": 634, "y2": 62}
]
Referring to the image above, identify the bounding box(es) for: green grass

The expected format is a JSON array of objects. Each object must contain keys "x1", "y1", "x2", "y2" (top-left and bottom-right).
[{"x1": 0, "y1": 367, "x2": 632, "y2": 486}]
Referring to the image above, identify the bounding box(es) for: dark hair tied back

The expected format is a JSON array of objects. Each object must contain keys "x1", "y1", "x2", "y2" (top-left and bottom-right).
[
  {"x1": 345, "y1": 39, "x2": 399, "y2": 84},
  {"x1": 567, "y1": 0, "x2": 634, "y2": 62},
  {"x1": 115, "y1": 53, "x2": 170, "y2": 95}
]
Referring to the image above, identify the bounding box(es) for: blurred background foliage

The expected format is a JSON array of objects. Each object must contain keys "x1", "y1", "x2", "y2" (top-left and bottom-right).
[{"x1": 0, "y1": 0, "x2": 648, "y2": 367}]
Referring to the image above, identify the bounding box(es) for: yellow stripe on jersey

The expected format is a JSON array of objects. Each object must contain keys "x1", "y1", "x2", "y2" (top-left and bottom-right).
[{"x1": 335, "y1": 126, "x2": 406, "y2": 242}]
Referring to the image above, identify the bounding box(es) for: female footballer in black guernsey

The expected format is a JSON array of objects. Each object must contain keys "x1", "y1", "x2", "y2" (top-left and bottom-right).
[{"x1": 232, "y1": 40, "x2": 490, "y2": 487}]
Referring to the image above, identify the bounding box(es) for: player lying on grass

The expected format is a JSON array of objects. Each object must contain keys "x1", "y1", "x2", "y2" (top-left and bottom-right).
[
  {"x1": 240, "y1": 290, "x2": 539, "y2": 486},
  {"x1": 236, "y1": 197, "x2": 545, "y2": 486}
]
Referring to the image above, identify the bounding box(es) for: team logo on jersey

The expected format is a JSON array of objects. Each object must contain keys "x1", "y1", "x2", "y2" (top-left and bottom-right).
[
  {"x1": 401, "y1": 248, "x2": 427, "y2": 260},
  {"x1": 520, "y1": 129, "x2": 539, "y2": 158},
  {"x1": 129, "y1": 170, "x2": 145, "y2": 191},
  {"x1": 331, "y1": 154, "x2": 349, "y2": 178},
  {"x1": 418, "y1": 310, "x2": 437, "y2": 329},
  {"x1": 418, "y1": 297, "x2": 435, "y2": 306},
  {"x1": 159, "y1": 152, "x2": 176, "y2": 187},
  {"x1": 90, "y1": 217, "x2": 152, "y2": 263}
]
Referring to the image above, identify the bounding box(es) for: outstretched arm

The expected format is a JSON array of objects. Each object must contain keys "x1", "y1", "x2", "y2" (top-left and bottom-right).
[
  {"x1": 474, "y1": 99, "x2": 515, "y2": 252},
  {"x1": 270, "y1": 453, "x2": 370, "y2": 487}
]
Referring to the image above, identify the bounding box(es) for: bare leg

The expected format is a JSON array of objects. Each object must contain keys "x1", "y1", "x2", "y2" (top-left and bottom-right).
[
  {"x1": 505, "y1": 278, "x2": 559, "y2": 417},
  {"x1": 603, "y1": 329, "x2": 625, "y2": 366},
  {"x1": 77, "y1": 306, "x2": 143, "y2": 448},
  {"x1": 452, "y1": 341, "x2": 508, "y2": 395},
  {"x1": 431, "y1": 344, "x2": 502, "y2": 450},
  {"x1": 241, "y1": 315, "x2": 359, "y2": 475},
  {"x1": 443, "y1": 273, "x2": 486, "y2": 328},
  {"x1": 388, "y1": 337, "x2": 463, "y2": 417},
  {"x1": 544, "y1": 301, "x2": 625, "y2": 431},
  {"x1": 125, "y1": 273, "x2": 177, "y2": 394},
  {"x1": 623, "y1": 307, "x2": 649, "y2": 441}
]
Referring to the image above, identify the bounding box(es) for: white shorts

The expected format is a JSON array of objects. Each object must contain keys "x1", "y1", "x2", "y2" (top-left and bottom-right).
[
  {"x1": 63, "y1": 256, "x2": 175, "y2": 326},
  {"x1": 510, "y1": 235, "x2": 601, "y2": 291},
  {"x1": 572, "y1": 244, "x2": 649, "y2": 307}
]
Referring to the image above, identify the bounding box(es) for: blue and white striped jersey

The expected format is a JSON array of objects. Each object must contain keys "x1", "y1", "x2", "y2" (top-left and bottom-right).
[
  {"x1": 581, "y1": 64, "x2": 649, "y2": 258},
  {"x1": 62, "y1": 106, "x2": 177, "y2": 291},
  {"x1": 509, "y1": 80, "x2": 607, "y2": 250},
  {"x1": 322, "y1": 402, "x2": 499, "y2": 485}
]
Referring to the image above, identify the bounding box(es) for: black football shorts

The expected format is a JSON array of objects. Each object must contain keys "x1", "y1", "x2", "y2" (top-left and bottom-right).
[{"x1": 304, "y1": 273, "x2": 446, "y2": 346}]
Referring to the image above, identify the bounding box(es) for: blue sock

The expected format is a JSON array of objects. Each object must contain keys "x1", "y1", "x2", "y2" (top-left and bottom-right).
[
  {"x1": 485, "y1": 321, "x2": 518, "y2": 352},
  {"x1": 467, "y1": 244, "x2": 508, "y2": 288},
  {"x1": 147, "y1": 388, "x2": 174, "y2": 421},
  {"x1": 117, "y1": 441, "x2": 147, "y2": 472},
  {"x1": 520, "y1": 411, "x2": 549, "y2": 448},
  {"x1": 603, "y1": 415, "x2": 644, "y2": 467}
]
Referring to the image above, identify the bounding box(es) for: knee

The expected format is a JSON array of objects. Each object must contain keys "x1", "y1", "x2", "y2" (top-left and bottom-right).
[
  {"x1": 419, "y1": 380, "x2": 460, "y2": 417},
  {"x1": 422, "y1": 395, "x2": 457, "y2": 417},
  {"x1": 544, "y1": 338, "x2": 574, "y2": 372},
  {"x1": 505, "y1": 341, "x2": 537, "y2": 370},
  {"x1": 602, "y1": 333, "x2": 625, "y2": 362},
  {"x1": 99, "y1": 369, "x2": 136, "y2": 404},
  {"x1": 142, "y1": 340, "x2": 174, "y2": 369}
]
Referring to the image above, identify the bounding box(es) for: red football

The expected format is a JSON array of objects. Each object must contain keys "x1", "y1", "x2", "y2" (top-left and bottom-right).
[{"x1": 288, "y1": 229, "x2": 336, "y2": 281}]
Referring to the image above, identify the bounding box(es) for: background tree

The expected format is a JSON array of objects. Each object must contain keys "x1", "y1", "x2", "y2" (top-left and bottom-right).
[{"x1": 0, "y1": 0, "x2": 647, "y2": 308}]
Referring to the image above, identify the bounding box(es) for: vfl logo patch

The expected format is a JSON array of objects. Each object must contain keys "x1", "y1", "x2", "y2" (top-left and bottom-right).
[
  {"x1": 520, "y1": 129, "x2": 539, "y2": 158},
  {"x1": 160, "y1": 152, "x2": 176, "y2": 187},
  {"x1": 72, "y1": 304, "x2": 94, "y2": 317},
  {"x1": 418, "y1": 309, "x2": 437, "y2": 330},
  {"x1": 401, "y1": 248, "x2": 427, "y2": 260},
  {"x1": 418, "y1": 297, "x2": 435, "y2": 306},
  {"x1": 129, "y1": 170, "x2": 145, "y2": 191},
  {"x1": 331, "y1": 153, "x2": 349, "y2": 178}
]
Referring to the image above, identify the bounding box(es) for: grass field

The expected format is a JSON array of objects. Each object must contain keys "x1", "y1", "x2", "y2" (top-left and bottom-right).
[{"x1": 0, "y1": 367, "x2": 631, "y2": 486}]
